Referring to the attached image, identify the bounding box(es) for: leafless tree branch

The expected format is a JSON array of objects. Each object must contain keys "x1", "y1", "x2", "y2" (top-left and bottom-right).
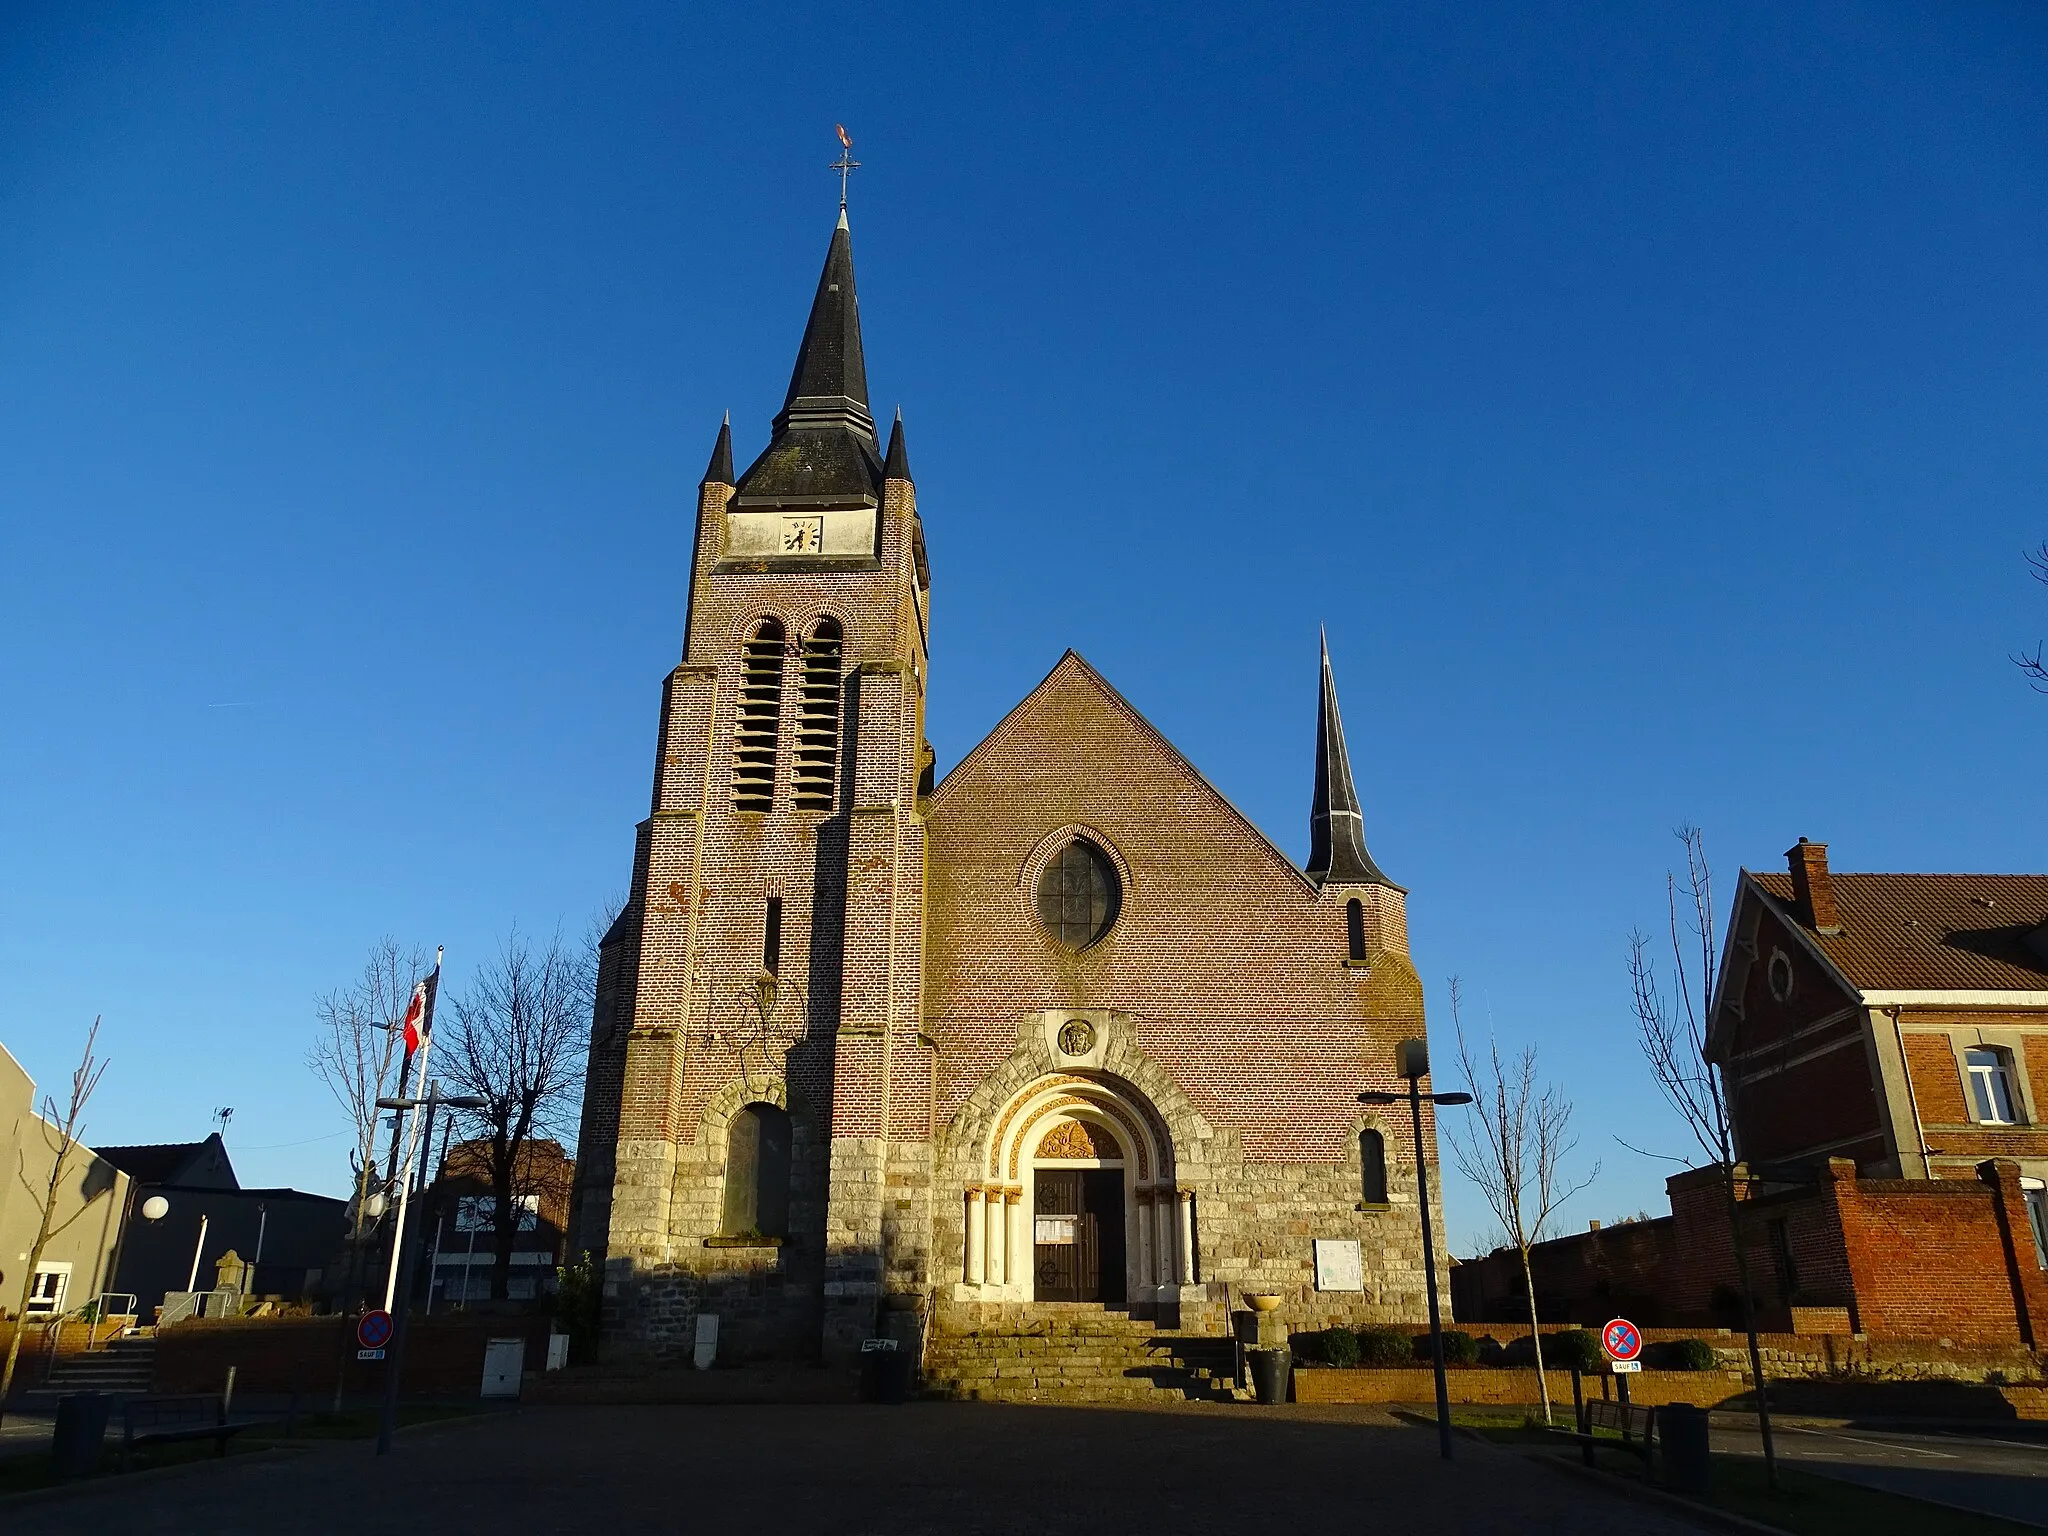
[
  {"x1": 2011, "y1": 545, "x2": 2048, "y2": 691},
  {"x1": 1627, "y1": 824, "x2": 1780, "y2": 1485},
  {"x1": 1, "y1": 1019, "x2": 109, "y2": 1417},
  {"x1": 439, "y1": 928, "x2": 591, "y2": 1300},
  {"x1": 307, "y1": 937, "x2": 430, "y2": 1306},
  {"x1": 1445, "y1": 978, "x2": 1597, "y2": 1424}
]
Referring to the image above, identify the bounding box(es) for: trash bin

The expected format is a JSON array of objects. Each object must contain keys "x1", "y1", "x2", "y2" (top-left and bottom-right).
[
  {"x1": 1659, "y1": 1403, "x2": 1712, "y2": 1494},
  {"x1": 1248, "y1": 1346, "x2": 1292, "y2": 1405},
  {"x1": 859, "y1": 1339, "x2": 911, "y2": 1403},
  {"x1": 51, "y1": 1392, "x2": 110, "y2": 1481}
]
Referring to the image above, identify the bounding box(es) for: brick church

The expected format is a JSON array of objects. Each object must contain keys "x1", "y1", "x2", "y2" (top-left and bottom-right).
[{"x1": 570, "y1": 203, "x2": 1447, "y2": 1370}]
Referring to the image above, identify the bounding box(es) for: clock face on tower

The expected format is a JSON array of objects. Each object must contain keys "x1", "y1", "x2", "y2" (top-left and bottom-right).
[{"x1": 780, "y1": 516, "x2": 824, "y2": 554}]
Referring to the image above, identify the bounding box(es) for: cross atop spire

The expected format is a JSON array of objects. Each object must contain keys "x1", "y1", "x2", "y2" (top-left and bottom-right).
[
  {"x1": 832, "y1": 123, "x2": 860, "y2": 213},
  {"x1": 1307, "y1": 631, "x2": 1396, "y2": 888}
]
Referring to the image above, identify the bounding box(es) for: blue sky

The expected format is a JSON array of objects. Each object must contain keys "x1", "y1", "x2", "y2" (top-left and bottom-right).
[{"x1": 3, "y1": 3, "x2": 2044, "y2": 1250}]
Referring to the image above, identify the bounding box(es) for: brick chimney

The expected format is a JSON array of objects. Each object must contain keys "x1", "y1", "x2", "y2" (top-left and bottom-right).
[{"x1": 1786, "y1": 838, "x2": 1843, "y2": 935}]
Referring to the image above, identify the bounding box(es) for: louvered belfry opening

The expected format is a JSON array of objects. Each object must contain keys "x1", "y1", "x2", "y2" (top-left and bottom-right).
[
  {"x1": 733, "y1": 619, "x2": 786, "y2": 811},
  {"x1": 792, "y1": 618, "x2": 843, "y2": 812}
]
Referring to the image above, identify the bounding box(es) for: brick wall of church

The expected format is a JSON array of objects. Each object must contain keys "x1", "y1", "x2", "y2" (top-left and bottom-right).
[
  {"x1": 922, "y1": 655, "x2": 1443, "y2": 1330},
  {"x1": 594, "y1": 467, "x2": 931, "y2": 1367}
]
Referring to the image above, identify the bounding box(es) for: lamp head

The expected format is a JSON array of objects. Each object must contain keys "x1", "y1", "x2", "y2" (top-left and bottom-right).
[{"x1": 141, "y1": 1195, "x2": 170, "y2": 1222}]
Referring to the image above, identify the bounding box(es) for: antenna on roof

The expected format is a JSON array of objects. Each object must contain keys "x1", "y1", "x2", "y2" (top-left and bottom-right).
[
  {"x1": 213, "y1": 1106, "x2": 234, "y2": 1140},
  {"x1": 831, "y1": 123, "x2": 860, "y2": 213}
]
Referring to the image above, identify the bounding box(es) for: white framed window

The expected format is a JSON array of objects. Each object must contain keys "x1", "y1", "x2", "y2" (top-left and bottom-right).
[
  {"x1": 1965, "y1": 1047, "x2": 2021, "y2": 1125},
  {"x1": 454, "y1": 1194, "x2": 540, "y2": 1232},
  {"x1": 26, "y1": 1262, "x2": 71, "y2": 1316}
]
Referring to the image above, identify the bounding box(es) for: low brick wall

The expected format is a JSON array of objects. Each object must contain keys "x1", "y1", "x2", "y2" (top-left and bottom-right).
[
  {"x1": 0, "y1": 1318, "x2": 135, "y2": 1400},
  {"x1": 1294, "y1": 1323, "x2": 2041, "y2": 1382},
  {"x1": 153, "y1": 1316, "x2": 554, "y2": 1400},
  {"x1": 1292, "y1": 1367, "x2": 2048, "y2": 1419},
  {"x1": 1293, "y1": 1368, "x2": 1743, "y2": 1408}
]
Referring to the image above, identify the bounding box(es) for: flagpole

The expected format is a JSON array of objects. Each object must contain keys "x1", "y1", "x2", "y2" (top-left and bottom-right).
[{"x1": 383, "y1": 949, "x2": 442, "y2": 1312}]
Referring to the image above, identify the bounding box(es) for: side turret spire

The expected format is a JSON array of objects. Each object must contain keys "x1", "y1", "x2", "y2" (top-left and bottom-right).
[
  {"x1": 702, "y1": 411, "x2": 734, "y2": 488},
  {"x1": 1307, "y1": 631, "x2": 1394, "y2": 887},
  {"x1": 884, "y1": 407, "x2": 912, "y2": 481}
]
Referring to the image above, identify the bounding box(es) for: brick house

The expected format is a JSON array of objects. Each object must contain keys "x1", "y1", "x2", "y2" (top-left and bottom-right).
[
  {"x1": 424, "y1": 1138, "x2": 574, "y2": 1306},
  {"x1": 1455, "y1": 840, "x2": 2048, "y2": 1345},
  {"x1": 570, "y1": 204, "x2": 1445, "y2": 1368}
]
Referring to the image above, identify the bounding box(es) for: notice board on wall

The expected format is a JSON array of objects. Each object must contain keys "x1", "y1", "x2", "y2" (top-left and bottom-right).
[{"x1": 1314, "y1": 1238, "x2": 1363, "y2": 1292}]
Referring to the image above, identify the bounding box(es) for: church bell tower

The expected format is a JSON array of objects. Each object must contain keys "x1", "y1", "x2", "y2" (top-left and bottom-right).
[{"x1": 575, "y1": 202, "x2": 934, "y2": 1364}]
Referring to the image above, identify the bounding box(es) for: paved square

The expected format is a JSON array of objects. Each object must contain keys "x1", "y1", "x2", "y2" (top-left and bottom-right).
[{"x1": 25, "y1": 1402, "x2": 1706, "y2": 1536}]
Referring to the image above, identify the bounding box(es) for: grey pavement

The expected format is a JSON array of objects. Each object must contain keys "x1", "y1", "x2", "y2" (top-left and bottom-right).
[
  {"x1": 1713, "y1": 1419, "x2": 2048, "y2": 1528},
  {"x1": 0, "y1": 1411, "x2": 54, "y2": 1463},
  {"x1": 17, "y1": 1401, "x2": 1711, "y2": 1536}
]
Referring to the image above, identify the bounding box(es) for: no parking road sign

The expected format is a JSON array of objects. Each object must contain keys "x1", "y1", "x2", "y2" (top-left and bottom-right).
[
  {"x1": 1602, "y1": 1316, "x2": 1643, "y2": 1371},
  {"x1": 357, "y1": 1308, "x2": 393, "y2": 1360}
]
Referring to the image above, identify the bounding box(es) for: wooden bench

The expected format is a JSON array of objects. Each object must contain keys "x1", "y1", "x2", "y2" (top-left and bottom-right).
[
  {"x1": 121, "y1": 1395, "x2": 258, "y2": 1468},
  {"x1": 1557, "y1": 1397, "x2": 1657, "y2": 1467}
]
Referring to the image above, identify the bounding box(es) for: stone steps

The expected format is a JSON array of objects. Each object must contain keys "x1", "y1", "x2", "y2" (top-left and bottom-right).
[
  {"x1": 925, "y1": 1315, "x2": 1248, "y2": 1405},
  {"x1": 35, "y1": 1336, "x2": 156, "y2": 1396}
]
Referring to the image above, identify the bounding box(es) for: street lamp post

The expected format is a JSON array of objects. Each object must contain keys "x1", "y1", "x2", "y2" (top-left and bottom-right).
[
  {"x1": 372, "y1": 1085, "x2": 485, "y2": 1457},
  {"x1": 1361, "y1": 1037, "x2": 1471, "y2": 1462}
]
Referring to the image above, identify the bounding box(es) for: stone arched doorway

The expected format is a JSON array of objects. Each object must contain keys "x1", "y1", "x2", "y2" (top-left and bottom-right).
[{"x1": 961, "y1": 1073, "x2": 1193, "y2": 1310}]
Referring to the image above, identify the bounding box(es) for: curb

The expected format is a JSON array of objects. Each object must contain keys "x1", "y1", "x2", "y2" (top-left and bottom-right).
[
  {"x1": 1530, "y1": 1451, "x2": 1796, "y2": 1536},
  {"x1": 0, "y1": 1445, "x2": 304, "y2": 1511},
  {"x1": 0, "y1": 1407, "x2": 502, "y2": 1507}
]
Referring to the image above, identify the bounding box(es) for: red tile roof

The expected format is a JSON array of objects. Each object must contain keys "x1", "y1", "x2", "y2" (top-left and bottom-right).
[{"x1": 1753, "y1": 871, "x2": 2048, "y2": 992}]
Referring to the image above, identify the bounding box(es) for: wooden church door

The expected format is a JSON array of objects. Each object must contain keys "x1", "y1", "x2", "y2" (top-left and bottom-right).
[{"x1": 1033, "y1": 1168, "x2": 1127, "y2": 1303}]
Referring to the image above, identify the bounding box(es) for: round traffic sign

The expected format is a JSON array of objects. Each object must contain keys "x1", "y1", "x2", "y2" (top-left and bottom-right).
[
  {"x1": 357, "y1": 1309, "x2": 394, "y2": 1350},
  {"x1": 1601, "y1": 1316, "x2": 1643, "y2": 1362}
]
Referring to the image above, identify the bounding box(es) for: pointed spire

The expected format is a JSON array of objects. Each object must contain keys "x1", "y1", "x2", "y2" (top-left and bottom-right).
[
  {"x1": 777, "y1": 217, "x2": 872, "y2": 439},
  {"x1": 732, "y1": 212, "x2": 884, "y2": 507},
  {"x1": 1307, "y1": 631, "x2": 1394, "y2": 887},
  {"x1": 884, "y1": 407, "x2": 912, "y2": 481},
  {"x1": 702, "y1": 411, "x2": 734, "y2": 487}
]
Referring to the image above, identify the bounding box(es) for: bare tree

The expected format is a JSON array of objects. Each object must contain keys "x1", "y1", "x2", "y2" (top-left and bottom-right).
[
  {"x1": 308, "y1": 937, "x2": 432, "y2": 1306},
  {"x1": 1628, "y1": 824, "x2": 1778, "y2": 1486},
  {"x1": 2013, "y1": 544, "x2": 2048, "y2": 691},
  {"x1": 1445, "y1": 979, "x2": 1596, "y2": 1425},
  {"x1": 439, "y1": 930, "x2": 590, "y2": 1300},
  {"x1": 1, "y1": 1020, "x2": 110, "y2": 1418}
]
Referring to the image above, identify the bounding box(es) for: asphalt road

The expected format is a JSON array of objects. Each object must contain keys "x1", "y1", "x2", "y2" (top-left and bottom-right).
[
  {"x1": 1714, "y1": 1418, "x2": 2048, "y2": 1527},
  {"x1": 18, "y1": 1401, "x2": 1712, "y2": 1536}
]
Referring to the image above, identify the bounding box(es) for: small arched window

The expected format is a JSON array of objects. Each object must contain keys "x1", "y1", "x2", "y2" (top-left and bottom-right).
[
  {"x1": 1346, "y1": 898, "x2": 1367, "y2": 962},
  {"x1": 721, "y1": 1102, "x2": 792, "y2": 1239},
  {"x1": 1034, "y1": 839, "x2": 1121, "y2": 951},
  {"x1": 791, "y1": 619, "x2": 843, "y2": 812},
  {"x1": 1360, "y1": 1128, "x2": 1388, "y2": 1206},
  {"x1": 732, "y1": 620, "x2": 785, "y2": 812}
]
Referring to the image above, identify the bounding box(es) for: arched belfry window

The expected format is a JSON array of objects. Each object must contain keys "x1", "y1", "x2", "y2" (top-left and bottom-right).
[
  {"x1": 1034, "y1": 838, "x2": 1121, "y2": 951},
  {"x1": 792, "y1": 619, "x2": 843, "y2": 812},
  {"x1": 1346, "y1": 899, "x2": 1367, "y2": 962},
  {"x1": 732, "y1": 620, "x2": 785, "y2": 812},
  {"x1": 1360, "y1": 1128, "x2": 1388, "y2": 1206},
  {"x1": 721, "y1": 1103, "x2": 792, "y2": 1239}
]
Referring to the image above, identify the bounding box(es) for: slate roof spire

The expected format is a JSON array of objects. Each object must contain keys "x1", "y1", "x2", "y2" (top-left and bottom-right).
[
  {"x1": 1308, "y1": 631, "x2": 1395, "y2": 887},
  {"x1": 884, "y1": 406, "x2": 912, "y2": 481},
  {"x1": 702, "y1": 411, "x2": 734, "y2": 488},
  {"x1": 775, "y1": 210, "x2": 873, "y2": 442},
  {"x1": 732, "y1": 209, "x2": 884, "y2": 506}
]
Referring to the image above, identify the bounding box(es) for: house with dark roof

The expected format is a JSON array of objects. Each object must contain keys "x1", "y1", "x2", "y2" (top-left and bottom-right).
[
  {"x1": 1456, "y1": 840, "x2": 2048, "y2": 1345},
  {"x1": 95, "y1": 1133, "x2": 346, "y2": 1316}
]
